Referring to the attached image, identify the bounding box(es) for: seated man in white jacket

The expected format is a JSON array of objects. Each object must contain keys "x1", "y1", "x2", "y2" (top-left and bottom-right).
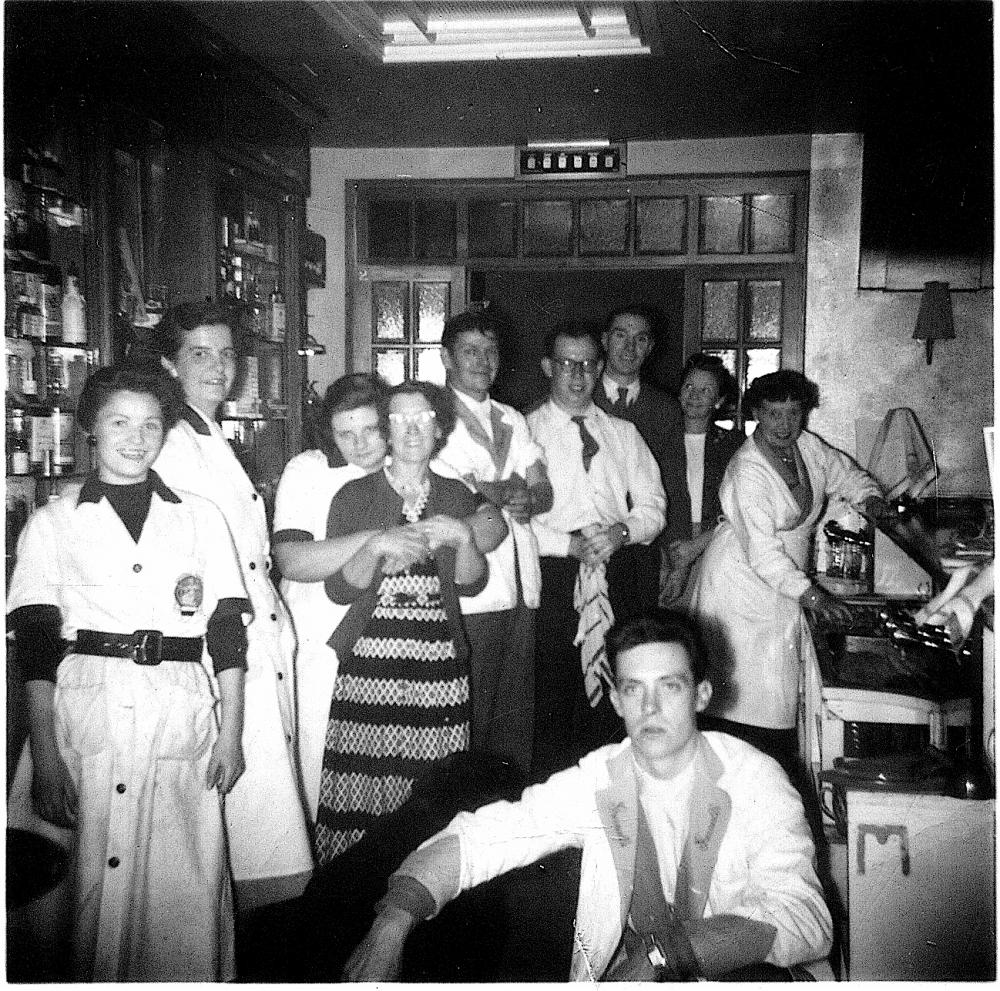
[{"x1": 344, "y1": 610, "x2": 833, "y2": 982}]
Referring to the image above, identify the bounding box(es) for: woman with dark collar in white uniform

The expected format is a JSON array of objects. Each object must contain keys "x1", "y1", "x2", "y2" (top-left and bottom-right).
[
  {"x1": 153, "y1": 299, "x2": 312, "y2": 910},
  {"x1": 7, "y1": 363, "x2": 248, "y2": 980}
]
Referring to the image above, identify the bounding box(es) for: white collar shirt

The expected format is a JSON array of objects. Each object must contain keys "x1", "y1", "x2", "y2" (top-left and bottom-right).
[
  {"x1": 601, "y1": 376, "x2": 640, "y2": 408},
  {"x1": 526, "y1": 399, "x2": 666, "y2": 558}
]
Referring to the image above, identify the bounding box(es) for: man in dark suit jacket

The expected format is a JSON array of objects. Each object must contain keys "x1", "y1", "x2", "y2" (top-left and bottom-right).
[{"x1": 593, "y1": 307, "x2": 689, "y2": 554}]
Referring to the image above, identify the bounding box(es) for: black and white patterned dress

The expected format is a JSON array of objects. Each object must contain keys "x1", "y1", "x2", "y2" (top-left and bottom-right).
[{"x1": 315, "y1": 520, "x2": 471, "y2": 863}]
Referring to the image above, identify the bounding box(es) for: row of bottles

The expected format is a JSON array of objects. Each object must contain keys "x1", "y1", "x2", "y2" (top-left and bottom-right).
[
  {"x1": 7, "y1": 260, "x2": 87, "y2": 344},
  {"x1": 7, "y1": 399, "x2": 80, "y2": 476}
]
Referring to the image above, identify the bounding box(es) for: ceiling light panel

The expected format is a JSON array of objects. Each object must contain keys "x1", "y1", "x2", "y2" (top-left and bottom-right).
[{"x1": 379, "y1": 2, "x2": 651, "y2": 63}]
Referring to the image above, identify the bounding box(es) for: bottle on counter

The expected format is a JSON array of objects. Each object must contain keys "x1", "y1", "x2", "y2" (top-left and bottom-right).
[{"x1": 61, "y1": 271, "x2": 87, "y2": 344}]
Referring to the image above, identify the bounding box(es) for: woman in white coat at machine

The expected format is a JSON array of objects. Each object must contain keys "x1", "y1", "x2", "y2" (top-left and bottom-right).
[
  {"x1": 154, "y1": 299, "x2": 312, "y2": 910},
  {"x1": 7, "y1": 363, "x2": 247, "y2": 980},
  {"x1": 686, "y1": 370, "x2": 885, "y2": 780}
]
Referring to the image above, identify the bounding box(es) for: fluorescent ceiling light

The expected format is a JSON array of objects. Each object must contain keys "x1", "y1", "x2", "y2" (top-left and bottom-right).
[{"x1": 377, "y1": 3, "x2": 651, "y2": 64}]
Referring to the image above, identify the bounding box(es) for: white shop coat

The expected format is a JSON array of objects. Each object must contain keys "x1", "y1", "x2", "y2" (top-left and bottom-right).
[
  {"x1": 273, "y1": 450, "x2": 364, "y2": 820},
  {"x1": 154, "y1": 406, "x2": 312, "y2": 883},
  {"x1": 6, "y1": 475, "x2": 245, "y2": 980},
  {"x1": 687, "y1": 431, "x2": 881, "y2": 728}
]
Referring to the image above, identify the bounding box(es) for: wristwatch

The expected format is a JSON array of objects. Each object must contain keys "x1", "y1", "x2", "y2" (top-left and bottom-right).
[{"x1": 618, "y1": 522, "x2": 630, "y2": 546}]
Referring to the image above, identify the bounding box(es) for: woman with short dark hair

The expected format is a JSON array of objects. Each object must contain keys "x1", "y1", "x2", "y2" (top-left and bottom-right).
[
  {"x1": 686, "y1": 369, "x2": 885, "y2": 778},
  {"x1": 272, "y1": 372, "x2": 390, "y2": 822},
  {"x1": 661, "y1": 353, "x2": 743, "y2": 603},
  {"x1": 153, "y1": 300, "x2": 313, "y2": 909},
  {"x1": 8, "y1": 362, "x2": 248, "y2": 979}
]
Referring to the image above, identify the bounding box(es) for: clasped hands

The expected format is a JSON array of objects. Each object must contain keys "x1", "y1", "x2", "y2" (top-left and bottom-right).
[
  {"x1": 370, "y1": 516, "x2": 473, "y2": 574},
  {"x1": 570, "y1": 522, "x2": 627, "y2": 568},
  {"x1": 470, "y1": 473, "x2": 533, "y2": 524}
]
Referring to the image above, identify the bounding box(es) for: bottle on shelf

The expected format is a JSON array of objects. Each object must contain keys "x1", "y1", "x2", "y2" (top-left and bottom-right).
[
  {"x1": 61, "y1": 270, "x2": 87, "y2": 344},
  {"x1": 26, "y1": 395, "x2": 55, "y2": 471},
  {"x1": 16, "y1": 282, "x2": 45, "y2": 342},
  {"x1": 45, "y1": 366, "x2": 74, "y2": 472},
  {"x1": 269, "y1": 281, "x2": 286, "y2": 343},
  {"x1": 7, "y1": 403, "x2": 31, "y2": 476},
  {"x1": 40, "y1": 259, "x2": 62, "y2": 343}
]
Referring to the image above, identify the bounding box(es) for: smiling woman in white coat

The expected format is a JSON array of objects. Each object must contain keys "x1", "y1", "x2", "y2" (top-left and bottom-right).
[
  {"x1": 686, "y1": 370, "x2": 885, "y2": 780},
  {"x1": 154, "y1": 299, "x2": 312, "y2": 911},
  {"x1": 7, "y1": 362, "x2": 248, "y2": 980}
]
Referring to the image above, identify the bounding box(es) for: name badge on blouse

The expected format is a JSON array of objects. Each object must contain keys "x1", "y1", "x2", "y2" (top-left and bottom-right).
[{"x1": 174, "y1": 574, "x2": 204, "y2": 616}]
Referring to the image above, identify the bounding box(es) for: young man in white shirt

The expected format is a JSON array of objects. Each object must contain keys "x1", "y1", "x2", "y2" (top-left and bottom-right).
[
  {"x1": 525, "y1": 323, "x2": 666, "y2": 780},
  {"x1": 434, "y1": 310, "x2": 553, "y2": 775},
  {"x1": 344, "y1": 610, "x2": 833, "y2": 983}
]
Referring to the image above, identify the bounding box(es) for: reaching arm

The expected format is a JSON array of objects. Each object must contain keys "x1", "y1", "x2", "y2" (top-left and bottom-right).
[
  {"x1": 465, "y1": 502, "x2": 508, "y2": 554},
  {"x1": 273, "y1": 530, "x2": 381, "y2": 582}
]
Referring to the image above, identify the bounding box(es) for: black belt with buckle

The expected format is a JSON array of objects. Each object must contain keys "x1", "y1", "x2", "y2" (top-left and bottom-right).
[{"x1": 74, "y1": 629, "x2": 203, "y2": 666}]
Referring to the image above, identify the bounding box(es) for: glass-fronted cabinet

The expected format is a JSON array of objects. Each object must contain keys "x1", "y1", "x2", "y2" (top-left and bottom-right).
[
  {"x1": 5, "y1": 118, "x2": 102, "y2": 581},
  {"x1": 216, "y1": 162, "x2": 303, "y2": 502}
]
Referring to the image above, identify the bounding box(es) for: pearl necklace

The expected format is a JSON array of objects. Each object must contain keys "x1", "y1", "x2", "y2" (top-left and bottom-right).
[{"x1": 384, "y1": 467, "x2": 430, "y2": 523}]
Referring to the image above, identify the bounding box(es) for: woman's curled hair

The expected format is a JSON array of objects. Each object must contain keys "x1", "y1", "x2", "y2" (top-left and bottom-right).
[
  {"x1": 744, "y1": 369, "x2": 819, "y2": 415},
  {"x1": 77, "y1": 360, "x2": 185, "y2": 434},
  {"x1": 379, "y1": 380, "x2": 457, "y2": 458}
]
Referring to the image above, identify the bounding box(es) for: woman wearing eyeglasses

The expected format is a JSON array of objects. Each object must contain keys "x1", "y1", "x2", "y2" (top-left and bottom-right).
[{"x1": 314, "y1": 380, "x2": 505, "y2": 863}]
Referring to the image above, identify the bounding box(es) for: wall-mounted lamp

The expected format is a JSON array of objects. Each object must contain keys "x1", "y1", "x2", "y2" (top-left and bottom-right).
[
  {"x1": 912, "y1": 280, "x2": 955, "y2": 365},
  {"x1": 297, "y1": 334, "x2": 327, "y2": 357}
]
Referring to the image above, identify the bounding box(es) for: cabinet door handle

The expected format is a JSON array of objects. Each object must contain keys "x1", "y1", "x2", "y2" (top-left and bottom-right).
[{"x1": 857, "y1": 823, "x2": 910, "y2": 876}]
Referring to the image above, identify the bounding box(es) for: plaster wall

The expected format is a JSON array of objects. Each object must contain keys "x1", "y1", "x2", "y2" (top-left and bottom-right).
[{"x1": 806, "y1": 134, "x2": 994, "y2": 495}]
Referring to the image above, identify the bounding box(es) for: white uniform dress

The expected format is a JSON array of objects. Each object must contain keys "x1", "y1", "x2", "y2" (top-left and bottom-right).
[
  {"x1": 686, "y1": 431, "x2": 881, "y2": 729},
  {"x1": 273, "y1": 449, "x2": 366, "y2": 820},
  {"x1": 6, "y1": 474, "x2": 246, "y2": 981},
  {"x1": 154, "y1": 406, "x2": 313, "y2": 890}
]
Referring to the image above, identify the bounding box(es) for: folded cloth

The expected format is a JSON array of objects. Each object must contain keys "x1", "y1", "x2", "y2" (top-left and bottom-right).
[{"x1": 574, "y1": 561, "x2": 615, "y2": 706}]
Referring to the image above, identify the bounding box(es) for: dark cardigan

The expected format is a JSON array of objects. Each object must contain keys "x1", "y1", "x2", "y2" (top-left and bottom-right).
[
  {"x1": 694, "y1": 422, "x2": 744, "y2": 531},
  {"x1": 324, "y1": 470, "x2": 486, "y2": 662}
]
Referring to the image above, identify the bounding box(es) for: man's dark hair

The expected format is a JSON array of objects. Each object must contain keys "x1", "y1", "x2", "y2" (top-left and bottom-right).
[
  {"x1": 311, "y1": 373, "x2": 389, "y2": 466},
  {"x1": 745, "y1": 369, "x2": 820, "y2": 415},
  {"x1": 441, "y1": 310, "x2": 501, "y2": 357},
  {"x1": 607, "y1": 609, "x2": 710, "y2": 685},
  {"x1": 602, "y1": 305, "x2": 657, "y2": 337},
  {"x1": 77, "y1": 360, "x2": 184, "y2": 434},
  {"x1": 543, "y1": 320, "x2": 602, "y2": 358}
]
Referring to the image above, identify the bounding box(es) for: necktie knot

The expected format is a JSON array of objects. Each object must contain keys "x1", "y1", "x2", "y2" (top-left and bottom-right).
[
  {"x1": 571, "y1": 415, "x2": 599, "y2": 471},
  {"x1": 615, "y1": 386, "x2": 629, "y2": 410}
]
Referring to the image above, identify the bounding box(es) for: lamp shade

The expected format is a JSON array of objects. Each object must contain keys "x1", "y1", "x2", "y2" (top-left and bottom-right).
[{"x1": 912, "y1": 280, "x2": 955, "y2": 364}]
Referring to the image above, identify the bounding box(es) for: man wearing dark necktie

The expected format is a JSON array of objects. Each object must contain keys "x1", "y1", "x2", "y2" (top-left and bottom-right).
[
  {"x1": 594, "y1": 306, "x2": 689, "y2": 590},
  {"x1": 434, "y1": 311, "x2": 553, "y2": 775},
  {"x1": 345, "y1": 611, "x2": 833, "y2": 982},
  {"x1": 525, "y1": 323, "x2": 665, "y2": 781}
]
